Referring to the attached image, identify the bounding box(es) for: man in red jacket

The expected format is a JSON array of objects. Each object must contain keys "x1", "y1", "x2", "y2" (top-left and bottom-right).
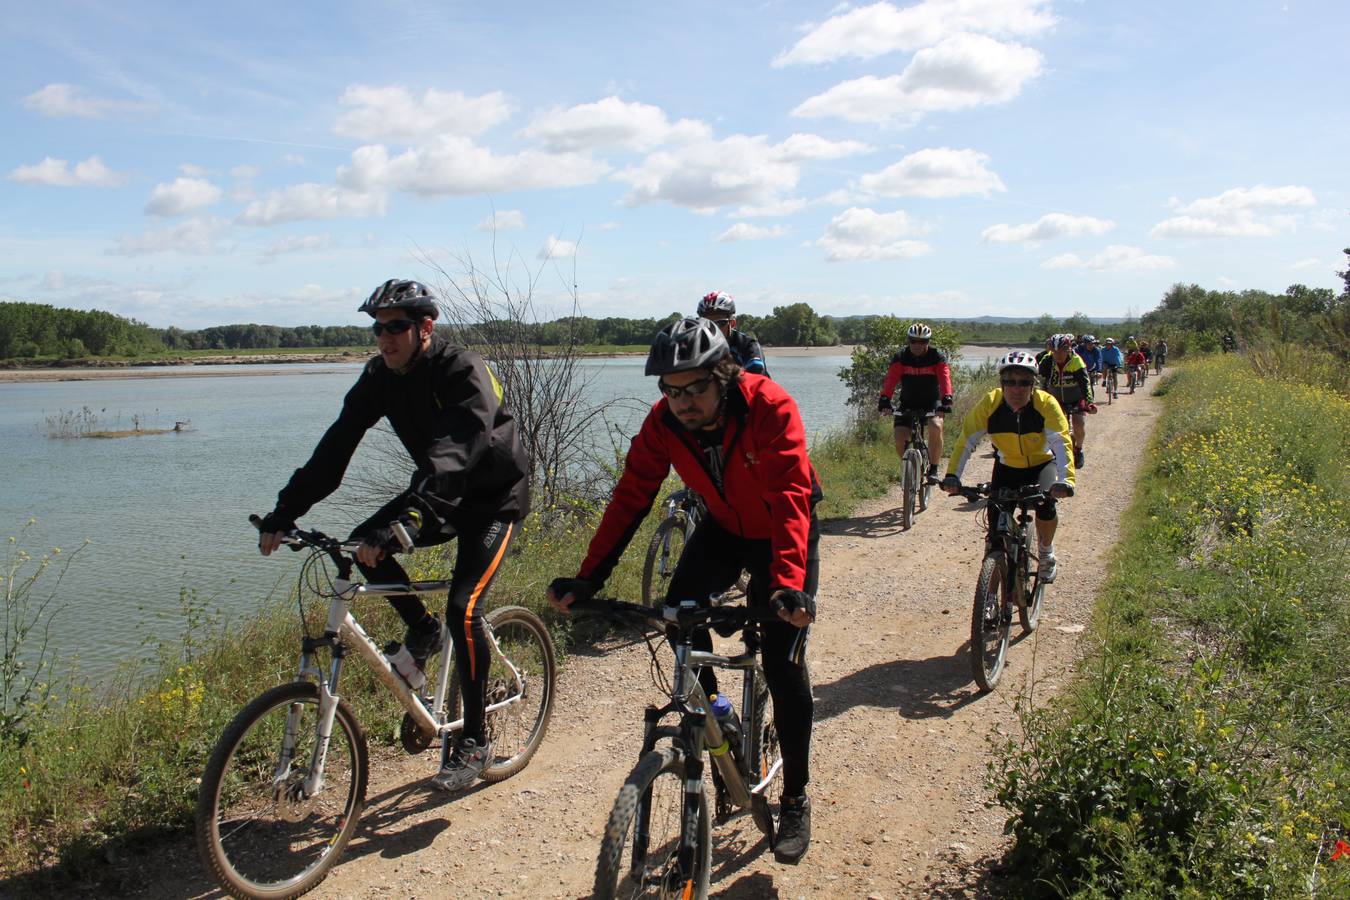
[{"x1": 548, "y1": 317, "x2": 820, "y2": 863}]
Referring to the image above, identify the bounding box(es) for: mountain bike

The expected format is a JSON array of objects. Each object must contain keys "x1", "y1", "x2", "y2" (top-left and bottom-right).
[
  {"x1": 951, "y1": 484, "x2": 1048, "y2": 692},
  {"x1": 641, "y1": 487, "x2": 748, "y2": 608},
  {"x1": 1154, "y1": 353, "x2": 1165, "y2": 376},
  {"x1": 895, "y1": 409, "x2": 936, "y2": 530},
  {"x1": 1103, "y1": 366, "x2": 1118, "y2": 404},
  {"x1": 577, "y1": 598, "x2": 785, "y2": 899},
  {"x1": 196, "y1": 518, "x2": 556, "y2": 899}
]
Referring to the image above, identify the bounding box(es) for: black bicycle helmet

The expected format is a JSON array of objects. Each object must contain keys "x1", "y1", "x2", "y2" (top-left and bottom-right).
[
  {"x1": 645, "y1": 317, "x2": 729, "y2": 376},
  {"x1": 358, "y1": 278, "x2": 440, "y2": 320}
]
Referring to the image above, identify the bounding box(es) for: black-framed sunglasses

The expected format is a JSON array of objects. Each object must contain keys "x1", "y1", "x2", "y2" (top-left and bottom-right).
[
  {"x1": 658, "y1": 376, "x2": 715, "y2": 401},
  {"x1": 371, "y1": 319, "x2": 418, "y2": 337},
  {"x1": 1000, "y1": 377, "x2": 1035, "y2": 387}
]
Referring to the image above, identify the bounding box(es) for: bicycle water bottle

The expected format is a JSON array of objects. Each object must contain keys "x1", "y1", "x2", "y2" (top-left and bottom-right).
[
  {"x1": 710, "y1": 693, "x2": 744, "y2": 764},
  {"x1": 384, "y1": 640, "x2": 427, "y2": 692}
]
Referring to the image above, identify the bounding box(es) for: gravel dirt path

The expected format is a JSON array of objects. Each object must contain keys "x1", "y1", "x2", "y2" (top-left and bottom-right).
[{"x1": 117, "y1": 380, "x2": 1162, "y2": 900}]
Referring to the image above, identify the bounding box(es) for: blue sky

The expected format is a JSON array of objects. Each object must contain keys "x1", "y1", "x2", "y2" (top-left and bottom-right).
[{"x1": 2, "y1": 0, "x2": 1345, "y2": 329}]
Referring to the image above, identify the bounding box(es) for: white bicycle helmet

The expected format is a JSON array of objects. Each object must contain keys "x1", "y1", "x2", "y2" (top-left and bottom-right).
[
  {"x1": 998, "y1": 350, "x2": 1039, "y2": 374},
  {"x1": 907, "y1": 322, "x2": 933, "y2": 340},
  {"x1": 697, "y1": 291, "x2": 736, "y2": 318}
]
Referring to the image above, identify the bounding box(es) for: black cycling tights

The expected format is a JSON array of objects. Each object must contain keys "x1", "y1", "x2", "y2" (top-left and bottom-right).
[
  {"x1": 664, "y1": 514, "x2": 820, "y2": 798},
  {"x1": 352, "y1": 505, "x2": 516, "y2": 744}
]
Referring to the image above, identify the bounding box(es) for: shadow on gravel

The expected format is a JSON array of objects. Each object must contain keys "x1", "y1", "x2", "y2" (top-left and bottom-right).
[
  {"x1": 708, "y1": 825, "x2": 774, "y2": 890},
  {"x1": 819, "y1": 506, "x2": 907, "y2": 538},
  {"x1": 711, "y1": 870, "x2": 781, "y2": 897},
  {"x1": 813, "y1": 642, "x2": 985, "y2": 721}
]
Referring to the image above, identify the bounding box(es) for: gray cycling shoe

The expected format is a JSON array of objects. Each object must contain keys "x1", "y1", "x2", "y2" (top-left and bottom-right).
[
  {"x1": 431, "y1": 737, "x2": 492, "y2": 792},
  {"x1": 1038, "y1": 549, "x2": 1058, "y2": 583}
]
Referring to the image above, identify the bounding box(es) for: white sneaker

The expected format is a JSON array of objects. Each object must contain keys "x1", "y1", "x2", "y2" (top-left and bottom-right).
[{"x1": 1038, "y1": 548, "x2": 1058, "y2": 583}]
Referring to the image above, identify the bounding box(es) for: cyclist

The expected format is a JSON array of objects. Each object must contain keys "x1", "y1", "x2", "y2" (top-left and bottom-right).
[
  {"x1": 878, "y1": 322, "x2": 953, "y2": 483},
  {"x1": 1038, "y1": 334, "x2": 1093, "y2": 469},
  {"x1": 1125, "y1": 344, "x2": 1147, "y2": 391},
  {"x1": 941, "y1": 350, "x2": 1075, "y2": 581},
  {"x1": 548, "y1": 317, "x2": 820, "y2": 863},
  {"x1": 1077, "y1": 334, "x2": 1102, "y2": 386},
  {"x1": 1139, "y1": 340, "x2": 1153, "y2": 377},
  {"x1": 698, "y1": 290, "x2": 768, "y2": 376},
  {"x1": 1155, "y1": 338, "x2": 1168, "y2": 372},
  {"x1": 1100, "y1": 337, "x2": 1124, "y2": 398},
  {"x1": 1222, "y1": 332, "x2": 1236, "y2": 353},
  {"x1": 257, "y1": 278, "x2": 530, "y2": 793},
  {"x1": 1035, "y1": 335, "x2": 1056, "y2": 367}
]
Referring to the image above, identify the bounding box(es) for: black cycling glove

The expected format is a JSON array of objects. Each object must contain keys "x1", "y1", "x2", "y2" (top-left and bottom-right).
[
  {"x1": 878, "y1": 397, "x2": 893, "y2": 415},
  {"x1": 939, "y1": 395, "x2": 954, "y2": 413},
  {"x1": 548, "y1": 577, "x2": 597, "y2": 607},
  {"x1": 364, "y1": 514, "x2": 420, "y2": 553},
  {"x1": 771, "y1": 588, "x2": 817, "y2": 621},
  {"x1": 258, "y1": 506, "x2": 296, "y2": 535}
]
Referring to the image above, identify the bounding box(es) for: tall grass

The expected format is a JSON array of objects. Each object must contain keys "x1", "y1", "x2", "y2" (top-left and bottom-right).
[{"x1": 992, "y1": 355, "x2": 1350, "y2": 897}]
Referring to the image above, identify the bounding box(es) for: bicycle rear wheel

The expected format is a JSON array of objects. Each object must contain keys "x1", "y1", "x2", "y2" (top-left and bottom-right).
[
  {"x1": 970, "y1": 553, "x2": 1012, "y2": 692},
  {"x1": 595, "y1": 747, "x2": 711, "y2": 900},
  {"x1": 196, "y1": 681, "x2": 368, "y2": 899},
  {"x1": 453, "y1": 605, "x2": 557, "y2": 783},
  {"x1": 901, "y1": 449, "x2": 921, "y2": 530},
  {"x1": 747, "y1": 679, "x2": 782, "y2": 841},
  {"x1": 641, "y1": 515, "x2": 688, "y2": 608}
]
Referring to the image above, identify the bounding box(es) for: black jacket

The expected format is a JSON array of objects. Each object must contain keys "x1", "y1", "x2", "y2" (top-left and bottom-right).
[{"x1": 276, "y1": 336, "x2": 530, "y2": 529}]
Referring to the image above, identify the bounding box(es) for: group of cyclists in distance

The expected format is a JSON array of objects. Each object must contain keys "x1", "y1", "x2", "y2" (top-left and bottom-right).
[{"x1": 255, "y1": 278, "x2": 1163, "y2": 872}]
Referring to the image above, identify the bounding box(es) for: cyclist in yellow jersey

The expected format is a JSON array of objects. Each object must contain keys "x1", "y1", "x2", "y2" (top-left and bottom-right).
[{"x1": 942, "y1": 350, "x2": 1075, "y2": 581}]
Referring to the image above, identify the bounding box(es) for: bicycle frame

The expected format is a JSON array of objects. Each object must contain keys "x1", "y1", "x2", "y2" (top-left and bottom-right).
[{"x1": 983, "y1": 501, "x2": 1032, "y2": 611}]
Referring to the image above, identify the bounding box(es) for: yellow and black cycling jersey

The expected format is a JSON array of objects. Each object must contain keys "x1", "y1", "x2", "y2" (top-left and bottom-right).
[
  {"x1": 946, "y1": 388, "x2": 1075, "y2": 487},
  {"x1": 1038, "y1": 351, "x2": 1093, "y2": 408}
]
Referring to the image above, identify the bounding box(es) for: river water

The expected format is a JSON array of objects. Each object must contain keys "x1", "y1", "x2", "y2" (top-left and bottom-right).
[{"x1": 1, "y1": 347, "x2": 999, "y2": 683}]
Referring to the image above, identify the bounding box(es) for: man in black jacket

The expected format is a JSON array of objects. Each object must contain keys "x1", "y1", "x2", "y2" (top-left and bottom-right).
[{"x1": 258, "y1": 278, "x2": 530, "y2": 792}]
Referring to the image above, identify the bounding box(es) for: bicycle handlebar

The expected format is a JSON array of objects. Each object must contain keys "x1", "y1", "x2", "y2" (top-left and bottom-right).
[
  {"x1": 950, "y1": 482, "x2": 1049, "y2": 505},
  {"x1": 570, "y1": 597, "x2": 783, "y2": 633},
  {"x1": 249, "y1": 514, "x2": 413, "y2": 554}
]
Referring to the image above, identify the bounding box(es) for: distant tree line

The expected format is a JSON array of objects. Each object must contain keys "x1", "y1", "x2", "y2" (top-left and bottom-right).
[
  {"x1": 158, "y1": 323, "x2": 374, "y2": 351},
  {"x1": 0, "y1": 302, "x2": 164, "y2": 359}
]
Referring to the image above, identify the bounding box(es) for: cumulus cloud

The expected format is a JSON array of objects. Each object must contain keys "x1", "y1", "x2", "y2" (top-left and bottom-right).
[
  {"x1": 793, "y1": 33, "x2": 1042, "y2": 124},
  {"x1": 178, "y1": 163, "x2": 213, "y2": 178},
  {"x1": 7, "y1": 155, "x2": 127, "y2": 187},
  {"x1": 20, "y1": 83, "x2": 151, "y2": 119},
  {"x1": 1151, "y1": 184, "x2": 1316, "y2": 239},
  {"x1": 520, "y1": 96, "x2": 710, "y2": 152},
  {"x1": 475, "y1": 209, "x2": 527, "y2": 231},
  {"x1": 538, "y1": 236, "x2": 578, "y2": 259},
  {"x1": 858, "y1": 147, "x2": 1004, "y2": 198},
  {"x1": 334, "y1": 85, "x2": 512, "y2": 142},
  {"x1": 1289, "y1": 257, "x2": 1321, "y2": 270},
  {"x1": 145, "y1": 177, "x2": 223, "y2": 216},
  {"x1": 982, "y1": 213, "x2": 1115, "y2": 244},
  {"x1": 716, "y1": 223, "x2": 790, "y2": 242},
  {"x1": 775, "y1": 0, "x2": 1055, "y2": 66},
  {"x1": 816, "y1": 207, "x2": 932, "y2": 261},
  {"x1": 731, "y1": 198, "x2": 810, "y2": 219},
  {"x1": 1042, "y1": 245, "x2": 1177, "y2": 272},
  {"x1": 338, "y1": 139, "x2": 609, "y2": 197},
  {"x1": 237, "y1": 183, "x2": 387, "y2": 225},
  {"x1": 112, "y1": 216, "x2": 231, "y2": 255},
  {"x1": 259, "y1": 234, "x2": 331, "y2": 259},
  {"x1": 616, "y1": 133, "x2": 871, "y2": 212}
]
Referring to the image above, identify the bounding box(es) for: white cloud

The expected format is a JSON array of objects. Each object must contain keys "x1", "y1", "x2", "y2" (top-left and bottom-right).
[
  {"x1": 1151, "y1": 184, "x2": 1317, "y2": 239},
  {"x1": 259, "y1": 234, "x2": 331, "y2": 259},
  {"x1": 732, "y1": 198, "x2": 810, "y2": 219},
  {"x1": 982, "y1": 213, "x2": 1116, "y2": 244},
  {"x1": 616, "y1": 132, "x2": 871, "y2": 212},
  {"x1": 475, "y1": 209, "x2": 526, "y2": 231},
  {"x1": 858, "y1": 147, "x2": 1005, "y2": 198},
  {"x1": 237, "y1": 183, "x2": 387, "y2": 225},
  {"x1": 775, "y1": 0, "x2": 1055, "y2": 66},
  {"x1": 1042, "y1": 245, "x2": 1177, "y2": 272},
  {"x1": 1289, "y1": 257, "x2": 1321, "y2": 270},
  {"x1": 538, "y1": 236, "x2": 578, "y2": 259},
  {"x1": 337, "y1": 139, "x2": 609, "y2": 197},
  {"x1": 179, "y1": 163, "x2": 213, "y2": 178},
  {"x1": 792, "y1": 34, "x2": 1043, "y2": 124},
  {"x1": 20, "y1": 83, "x2": 150, "y2": 119},
  {"x1": 520, "y1": 96, "x2": 710, "y2": 152},
  {"x1": 112, "y1": 216, "x2": 231, "y2": 255},
  {"x1": 816, "y1": 207, "x2": 932, "y2": 261},
  {"x1": 145, "y1": 177, "x2": 223, "y2": 216},
  {"x1": 7, "y1": 155, "x2": 128, "y2": 187},
  {"x1": 334, "y1": 85, "x2": 512, "y2": 142},
  {"x1": 716, "y1": 223, "x2": 790, "y2": 242}
]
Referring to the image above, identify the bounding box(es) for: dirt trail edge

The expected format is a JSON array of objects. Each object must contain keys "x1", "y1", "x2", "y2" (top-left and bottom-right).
[{"x1": 130, "y1": 382, "x2": 1162, "y2": 900}]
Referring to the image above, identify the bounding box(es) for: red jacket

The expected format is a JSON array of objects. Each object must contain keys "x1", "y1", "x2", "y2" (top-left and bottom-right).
[
  {"x1": 880, "y1": 346, "x2": 953, "y2": 411},
  {"x1": 577, "y1": 374, "x2": 820, "y2": 592}
]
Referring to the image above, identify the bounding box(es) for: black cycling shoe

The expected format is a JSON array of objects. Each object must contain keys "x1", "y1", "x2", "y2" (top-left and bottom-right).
[
  {"x1": 1074, "y1": 448, "x2": 1085, "y2": 470},
  {"x1": 774, "y1": 795, "x2": 811, "y2": 863}
]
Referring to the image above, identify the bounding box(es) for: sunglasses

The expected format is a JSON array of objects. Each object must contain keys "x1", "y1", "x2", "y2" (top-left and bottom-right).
[
  {"x1": 371, "y1": 319, "x2": 418, "y2": 337},
  {"x1": 1000, "y1": 377, "x2": 1035, "y2": 387},
  {"x1": 658, "y1": 376, "x2": 715, "y2": 401}
]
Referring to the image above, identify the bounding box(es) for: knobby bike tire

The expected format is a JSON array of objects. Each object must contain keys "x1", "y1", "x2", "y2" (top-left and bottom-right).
[
  {"x1": 1020, "y1": 569, "x2": 1046, "y2": 633},
  {"x1": 970, "y1": 553, "x2": 1012, "y2": 692},
  {"x1": 196, "y1": 681, "x2": 368, "y2": 900},
  {"x1": 901, "y1": 450, "x2": 920, "y2": 530},
  {"x1": 448, "y1": 605, "x2": 556, "y2": 783},
  {"x1": 641, "y1": 514, "x2": 689, "y2": 608},
  {"x1": 748, "y1": 678, "x2": 782, "y2": 842},
  {"x1": 594, "y1": 746, "x2": 711, "y2": 900},
  {"x1": 918, "y1": 454, "x2": 934, "y2": 512}
]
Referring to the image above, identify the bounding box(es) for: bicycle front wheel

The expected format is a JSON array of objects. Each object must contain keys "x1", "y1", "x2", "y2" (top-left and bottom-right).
[
  {"x1": 970, "y1": 553, "x2": 1012, "y2": 692},
  {"x1": 901, "y1": 449, "x2": 920, "y2": 530},
  {"x1": 595, "y1": 747, "x2": 711, "y2": 900},
  {"x1": 641, "y1": 515, "x2": 688, "y2": 607},
  {"x1": 196, "y1": 681, "x2": 368, "y2": 900},
  {"x1": 1020, "y1": 570, "x2": 1046, "y2": 633},
  {"x1": 463, "y1": 605, "x2": 557, "y2": 782}
]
